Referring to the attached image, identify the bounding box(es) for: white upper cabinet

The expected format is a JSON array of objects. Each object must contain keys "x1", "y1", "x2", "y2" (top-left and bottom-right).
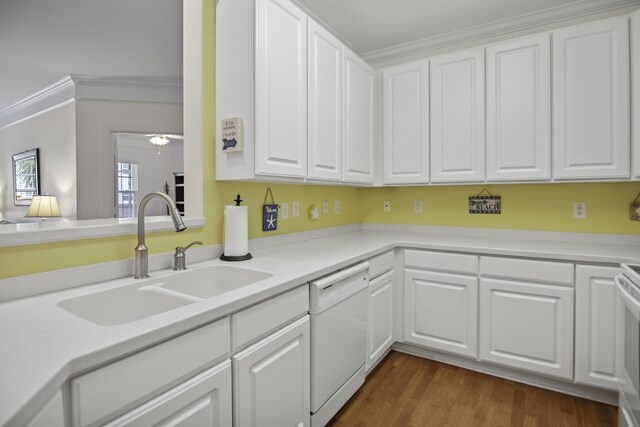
[
  {"x1": 486, "y1": 35, "x2": 551, "y2": 181},
  {"x1": 382, "y1": 60, "x2": 430, "y2": 184},
  {"x1": 255, "y1": 0, "x2": 308, "y2": 177},
  {"x1": 430, "y1": 48, "x2": 485, "y2": 183},
  {"x1": 308, "y1": 20, "x2": 342, "y2": 181},
  {"x1": 553, "y1": 18, "x2": 630, "y2": 179},
  {"x1": 632, "y1": 10, "x2": 640, "y2": 178},
  {"x1": 343, "y1": 48, "x2": 375, "y2": 184}
]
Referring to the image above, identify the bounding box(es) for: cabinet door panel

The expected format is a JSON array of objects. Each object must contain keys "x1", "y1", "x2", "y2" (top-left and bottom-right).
[
  {"x1": 308, "y1": 20, "x2": 342, "y2": 181},
  {"x1": 234, "y1": 316, "x2": 310, "y2": 427},
  {"x1": 553, "y1": 18, "x2": 630, "y2": 179},
  {"x1": 632, "y1": 11, "x2": 640, "y2": 178},
  {"x1": 430, "y1": 48, "x2": 485, "y2": 183},
  {"x1": 383, "y1": 61, "x2": 430, "y2": 184},
  {"x1": 343, "y1": 49, "x2": 375, "y2": 184},
  {"x1": 404, "y1": 269, "x2": 478, "y2": 358},
  {"x1": 575, "y1": 265, "x2": 620, "y2": 390},
  {"x1": 256, "y1": 0, "x2": 307, "y2": 177},
  {"x1": 479, "y1": 278, "x2": 573, "y2": 379},
  {"x1": 367, "y1": 270, "x2": 395, "y2": 371},
  {"x1": 486, "y1": 34, "x2": 550, "y2": 181},
  {"x1": 106, "y1": 361, "x2": 232, "y2": 427}
]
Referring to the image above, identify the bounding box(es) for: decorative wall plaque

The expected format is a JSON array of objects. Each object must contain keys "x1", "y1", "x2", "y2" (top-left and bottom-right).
[{"x1": 469, "y1": 189, "x2": 501, "y2": 214}]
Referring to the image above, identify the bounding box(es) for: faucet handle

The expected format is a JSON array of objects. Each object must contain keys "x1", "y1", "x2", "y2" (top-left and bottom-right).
[{"x1": 173, "y1": 241, "x2": 203, "y2": 271}]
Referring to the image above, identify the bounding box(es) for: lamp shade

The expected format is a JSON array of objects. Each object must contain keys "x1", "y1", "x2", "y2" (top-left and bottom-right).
[{"x1": 25, "y1": 195, "x2": 61, "y2": 218}]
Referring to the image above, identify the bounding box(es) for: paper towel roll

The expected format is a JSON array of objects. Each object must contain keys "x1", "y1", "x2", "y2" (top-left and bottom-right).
[{"x1": 224, "y1": 205, "x2": 249, "y2": 257}]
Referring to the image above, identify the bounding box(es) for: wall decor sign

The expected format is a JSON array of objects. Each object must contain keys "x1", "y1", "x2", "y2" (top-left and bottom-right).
[
  {"x1": 469, "y1": 189, "x2": 501, "y2": 214},
  {"x1": 630, "y1": 193, "x2": 640, "y2": 221},
  {"x1": 262, "y1": 187, "x2": 278, "y2": 231},
  {"x1": 221, "y1": 117, "x2": 243, "y2": 152}
]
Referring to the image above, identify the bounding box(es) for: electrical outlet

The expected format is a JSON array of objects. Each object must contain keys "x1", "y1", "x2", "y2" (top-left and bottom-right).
[
  {"x1": 292, "y1": 201, "x2": 300, "y2": 218},
  {"x1": 573, "y1": 202, "x2": 587, "y2": 219},
  {"x1": 413, "y1": 200, "x2": 423, "y2": 214},
  {"x1": 335, "y1": 200, "x2": 341, "y2": 215},
  {"x1": 383, "y1": 201, "x2": 391, "y2": 212},
  {"x1": 322, "y1": 200, "x2": 329, "y2": 215},
  {"x1": 281, "y1": 202, "x2": 289, "y2": 220}
]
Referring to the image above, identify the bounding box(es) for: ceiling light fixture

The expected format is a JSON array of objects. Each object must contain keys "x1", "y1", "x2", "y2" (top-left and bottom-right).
[{"x1": 148, "y1": 134, "x2": 170, "y2": 146}]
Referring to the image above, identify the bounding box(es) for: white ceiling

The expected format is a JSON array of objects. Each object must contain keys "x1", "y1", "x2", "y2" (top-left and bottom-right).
[
  {"x1": 295, "y1": 0, "x2": 633, "y2": 54},
  {"x1": 0, "y1": 0, "x2": 182, "y2": 111}
]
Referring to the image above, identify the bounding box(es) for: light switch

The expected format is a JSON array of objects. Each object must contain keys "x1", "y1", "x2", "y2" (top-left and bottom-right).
[
  {"x1": 413, "y1": 200, "x2": 423, "y2": 214},
  {"x1": 383, "y1": 201, "x2": 391, "y2": 212},
  {"x1": 322, "y1": 200, "x2": 329, "y2": 215},
  {"x1": 335, "y1": 200, "x2": 341, "y2": 215},
  {"x1": 292, "y1": 201, "x2": 300, "y2": 218},
  {"x1": 281, "y1": 202, "x2": 289, "y2": 220}
]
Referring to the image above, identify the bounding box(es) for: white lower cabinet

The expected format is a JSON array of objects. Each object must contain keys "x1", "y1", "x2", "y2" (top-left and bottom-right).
[
  {"x1": 404, "y1": 269, "x2": 478, "y2": 358},
  {"x1": 479, "y1": 278, "x2": 573, "y2": 380},
  {"x1": 233, "y1": 315, "x2": 310, "y2": 427},
  {"x1": 26, "y1": 390, "x2": 65, "y2": 427},
  {"x1": 106, "y1": 361, "x2": 232, "y2": 427},
  {"x1": 367, "y1": 270, "x2": 395, "y2": 371},
  {"x1": 575, "y1": 265, "x2": 620, "y2": 390}
]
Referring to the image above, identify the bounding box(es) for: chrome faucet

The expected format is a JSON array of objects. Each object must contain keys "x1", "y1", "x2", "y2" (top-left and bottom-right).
[{"x1": 135, "y1": 192, "x2": 187, "y2": 279}]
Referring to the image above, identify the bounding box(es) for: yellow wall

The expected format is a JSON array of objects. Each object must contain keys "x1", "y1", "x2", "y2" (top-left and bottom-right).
[
  {"x1": 1, "y1": 1, "x2": 640, "y2": 280},
  {"x1": 360, "y1": 182, "x2": 640, "y2": 234}
]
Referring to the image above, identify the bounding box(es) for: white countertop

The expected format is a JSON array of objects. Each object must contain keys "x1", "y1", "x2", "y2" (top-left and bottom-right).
[{"x1": 2, "y1": 228, "x2": 640, "y2": 426}]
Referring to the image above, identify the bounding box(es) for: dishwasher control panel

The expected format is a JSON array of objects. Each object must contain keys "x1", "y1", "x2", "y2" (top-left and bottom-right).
[{"x1": 310, "y1": 262, "x2": 369, "y2": 314}]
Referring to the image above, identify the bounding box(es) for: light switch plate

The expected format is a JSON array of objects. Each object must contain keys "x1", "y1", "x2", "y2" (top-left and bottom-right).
[
  {"x1": 322, "y1": 200, "x2": 329, "y2": 215},
  {"x1": 281, "y1": 202, "x2": 289, "y2": 220},
  {"x1": 413, "y1": 200, "x2": 423, "y2": 214},
  {"x1": 384, "y1": 201, "x2": 391, "y2": 212},
  {"x1": 335, "y1": 200, "x2": 341, "y2": 215},
  {"x1": 292, "y1": 201, "x2": 300, "y2": 218}
]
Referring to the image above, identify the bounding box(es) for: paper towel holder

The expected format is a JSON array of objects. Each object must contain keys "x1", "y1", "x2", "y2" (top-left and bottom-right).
[{"x1": 220, "y1": 194, "x2": 253, "y2": 262}]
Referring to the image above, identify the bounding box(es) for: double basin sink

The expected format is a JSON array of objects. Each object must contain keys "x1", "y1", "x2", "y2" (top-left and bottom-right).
[{"x1": 58, "y1": 265, "x2": 272, "y2": 326}]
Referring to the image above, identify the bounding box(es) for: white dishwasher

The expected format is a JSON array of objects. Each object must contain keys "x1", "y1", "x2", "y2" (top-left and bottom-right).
[{"x1": 310, "y1": 262, "x2": 369, "y2": 427}]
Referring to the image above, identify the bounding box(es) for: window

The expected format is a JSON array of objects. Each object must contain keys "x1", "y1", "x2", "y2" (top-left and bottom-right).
[{"x1": 116, "y1": 162, "x2": 138, "y2": 218}]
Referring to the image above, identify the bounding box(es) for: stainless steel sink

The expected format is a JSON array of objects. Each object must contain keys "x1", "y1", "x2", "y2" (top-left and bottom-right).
[
  {"x1": 157, "y1": 265, "x2": 273, "y2": 298},
  {"x1": 58, "y1": 265, "x2": 273, "y2": 325},
  {"x1": 58, "y1": 285, "x2": 199, "y2": 326}
]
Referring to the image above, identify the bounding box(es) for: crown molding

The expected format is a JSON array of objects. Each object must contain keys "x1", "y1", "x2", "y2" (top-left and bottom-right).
[
  {"x1": 363, "y1": 0, "x2": 640, "y2": 65},
  {"x1": 0, "y1": 75, "x2": 183, "y2": 128}
]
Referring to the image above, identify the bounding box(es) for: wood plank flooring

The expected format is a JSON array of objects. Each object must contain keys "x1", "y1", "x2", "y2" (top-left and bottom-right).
[{"x1": 327, "y1": 351, "x2": 617, "y2": 427}]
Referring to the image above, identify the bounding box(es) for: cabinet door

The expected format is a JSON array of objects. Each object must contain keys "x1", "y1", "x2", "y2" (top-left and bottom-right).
[
  {"x1": 367, "y1": 270, "x2": 395, "y2": 371},
  {"x1": 479, "y1": 278, "x2": 573, "y2": 379},
  {"x1": 430, "y1": 48, "x2": 485, "y2": 183},
  {"x1": 575, "y1": 265, "x2": 620, "y2": 390},
  {"x1": 486, "y1": 34, "x2": 551, "y2": 181},
  {"x1": 307, "y1": 20, "x2": 342, "y2": 181},
  {"x1": 404, "y1": 269, "x2": 478, "y2": 358},
  {"x1": 105, "y1": 361, "x2": 232, "y2": 427},
  {"x1": 255, "y1": 0, "x2": 307, "y2": 177},
  {"x1": 234, "y1": 316, "x2": 310, "y2": 427},
  {"x1": 553, "y1": 18, "x2": 630, "y2": 179},
  {"x1": 342, "y1": 48, "x2": 375, "y2": 184},
  {"x1": 632, "y1": 11, "x2": 640, "y2": 178},
  {"x1": 382, "y1": 60, "x2": 430, "y2": 184}
]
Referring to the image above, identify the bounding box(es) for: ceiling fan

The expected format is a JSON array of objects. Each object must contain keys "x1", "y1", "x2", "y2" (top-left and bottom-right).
[{"x1": 145, "y1": 134, "x2": 184, "y2": 146}]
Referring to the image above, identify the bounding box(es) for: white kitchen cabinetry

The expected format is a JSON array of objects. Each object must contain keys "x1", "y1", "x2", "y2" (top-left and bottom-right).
[
  {"x1": 106, "y1": 361, "x2": 232, "y2": 427},
  {"x1": 308, "y1": 20, "x2": 342, "y2": 181},
  {"x1": 25, "y1": 390, "x2": 65, "y2": 427},
  {"x1": 632, "y1": 10, "x2": 640, "y2": 178},
  {"x1": 575, "y1": 265, "x2": 620, "y2": 390},
  {"x1": 553, "y1": 18, "x2": 630, "y2": 179},
  {"x1": 255, "y1": 0, "x2": 308, "y2": 177},
  {"x1": 367, "y1": 270, "x2": 394, "y2": 371},
  {"x1": 342, "y1": 48, "x2": 375, "y2": 184},
  {"x1": 404, "y1": 250, "x2": 478, "y2": 358},
  {"x1": 382, "y1": 60, "x2": 430, "y2": 184},
  {"x1": 430, "y1": 48, "x2": 485, "y2": 183},
  {"x1": 71, "y1": 319, "x2": 231, "y2": 427},
  {"x1": 486, "y1": 34, "x2": 551, "y2": 181},
  {"x1": 234, "y1": 316, "x2": 310, "y2": 427},
  {"x1": 479, "y1": 257, "x2": 574, "y2": 380}
]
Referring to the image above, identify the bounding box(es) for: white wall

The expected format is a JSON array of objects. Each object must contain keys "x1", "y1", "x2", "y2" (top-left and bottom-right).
[
  {"x1": 75, "y1": 99, "x2": 183, "y2": 219},
  {"x1": 0, "y1": 102, "x2": 77, "y2": 221},
  {"x1": 116, "y1": 134, "x2": 183, "y2": 217}
]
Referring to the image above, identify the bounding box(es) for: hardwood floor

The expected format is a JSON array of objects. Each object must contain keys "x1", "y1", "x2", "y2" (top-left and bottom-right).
[{"x1": 327, "y1": 351, "x2": 618, "y2": 427}]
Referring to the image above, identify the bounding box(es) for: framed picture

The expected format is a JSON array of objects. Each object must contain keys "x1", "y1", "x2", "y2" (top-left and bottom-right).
[{"x1": 13, "y1": 148, "x2": 40, "y2": 206}]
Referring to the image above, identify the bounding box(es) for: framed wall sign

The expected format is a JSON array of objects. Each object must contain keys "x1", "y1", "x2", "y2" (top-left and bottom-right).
[
  {"x1": 13, "y1": 148, "x2": 40, "y2": 206},
  {"x1": 262, "y1": 187, "x2": 278, "y2": 231},
  {"x1": 469, "y1": 189, "x2": 501, "y2": 214}
]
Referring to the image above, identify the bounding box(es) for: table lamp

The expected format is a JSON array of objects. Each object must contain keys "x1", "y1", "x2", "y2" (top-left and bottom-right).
[{"x1": 25, "y1": 195, "x2": 61, "y2": 222}]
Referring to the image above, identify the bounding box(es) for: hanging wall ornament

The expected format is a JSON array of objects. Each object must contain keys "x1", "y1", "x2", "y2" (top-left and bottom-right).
[
  {"x1": 630, "y1": 193, "x2": 640, "y2": 221},
  {"x1": 262, "y1": 187, "x2": 279, "y2": 231}
]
